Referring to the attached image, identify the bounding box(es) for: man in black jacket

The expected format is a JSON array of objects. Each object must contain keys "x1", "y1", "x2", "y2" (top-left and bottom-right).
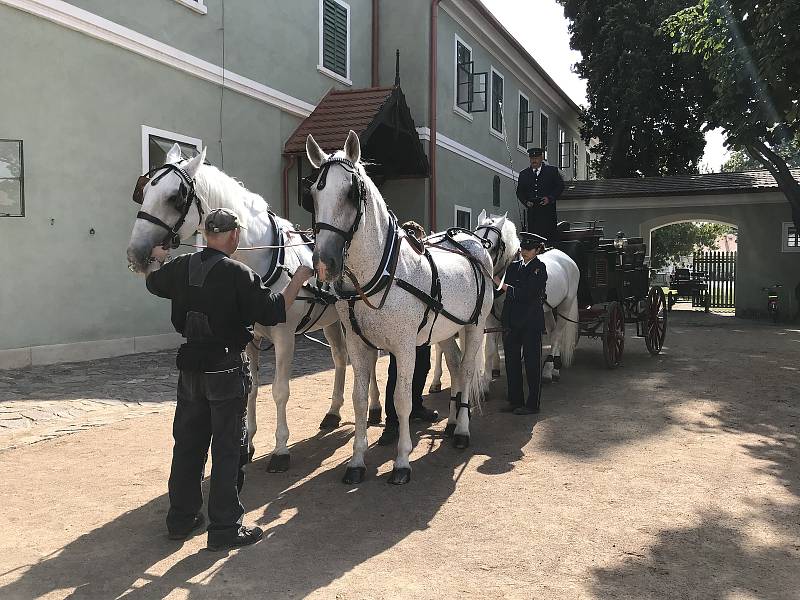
[
  {"x1": 515, "y1": 147, "x2": 564, "y2": 243},
  {"x1": 493, "y1": 232, "x2": 548, "y2": 415},
  {"x1": 146, "y1": 208, "x2": 313, "y2": 551}
]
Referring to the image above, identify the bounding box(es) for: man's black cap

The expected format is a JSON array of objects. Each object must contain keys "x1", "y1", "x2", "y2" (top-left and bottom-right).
[
  {"x1": 519, "y1": 231, "x2": 547, "y2": 249},
  {"x1": 527, "y1": 147, "x2": 544, "y2": 157},
  {"x1": 205, "y1": 208, "x2": 247, "y2": 233}
]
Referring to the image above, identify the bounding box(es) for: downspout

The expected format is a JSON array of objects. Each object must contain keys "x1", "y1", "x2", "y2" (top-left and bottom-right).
[
  {"x1": 282, "y1": 154, "x2": 296, "y2": 219},
  {"x1": 372, "y1": 0, "x2": 380, "y2": 87},
  {"x1": 428, "y1": 0, "x2": 443, "y2": 231}
]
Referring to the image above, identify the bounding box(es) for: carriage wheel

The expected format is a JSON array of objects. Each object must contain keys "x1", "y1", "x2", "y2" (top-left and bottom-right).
[
  {"x1": 602, "y1": 301, "x2": 625, "y2": 369},
  {"x1": 644, "y1": 286, "x2": 667, "y2": 355}
]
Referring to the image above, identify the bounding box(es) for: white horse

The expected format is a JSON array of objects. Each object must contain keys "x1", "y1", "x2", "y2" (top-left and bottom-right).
[
  {"x1": 126, "y1": 143, "x2": 379, "y2": 473},
  {"x1": 429, "y1": 212, "x2": 580, "y2": 387},
  {"x1": 306, "y1": 130, "x2": 493, "y2": 485}
]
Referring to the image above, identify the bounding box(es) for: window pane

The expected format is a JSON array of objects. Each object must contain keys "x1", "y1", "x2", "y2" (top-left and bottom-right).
[
  {"x1": 0, "y1": 179, "x2": 21, "y2": 215},
  {"x1": 491, "y1": 73, "x2": 503, "y2": 132},
  {"x1": 149, "y1": 135, "x2": 199, "y2": 171},
  {"x1": 789, "y1": 226, "x2": 799, "y2": 247},
  {"x1": 456, "y1": 209, "x2": 470, "y2": 229},
  {"x1": 518, "y1": 97, "x2": 528, "y2": 147},
  {"x1": 540, "y1": 115, "x2": 548, "y2": 159},
  {"x1": 0, "y1": 141, "x2": 21, "y2": 178}
]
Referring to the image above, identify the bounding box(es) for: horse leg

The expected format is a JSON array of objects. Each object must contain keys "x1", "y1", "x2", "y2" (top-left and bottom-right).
[
  {"x1": 428, "y1": 343, "x2": 444, "y2": 393},
  {"x1": 549, "y1": 309, "x2": 564, "y2": 382},
  {"x1": 387, "y1": 346, "x2": 416, "y2": 485},
  {"x1": 542, "y1": 310, "x2": 557, "y2": 383},
  {"x1": 244, "y1": 338, "x2": 261, "y2": 461},
  {"x1": 319, "y1": 322, "x2": 347, "y2": 430},
  {"x1": 440, "y1": 336, "x2": 462, "y2": 438},
  {"x1": 342, "y1": 339, "x2": 378, "y2": 485},
  {"x1": 453, "y1": 326, "x2": 485, "y2": 450},
  {"x1": 367, "y1": 360, "x2": 382, "y2": 426},
  {"x1": 267, "y1": 328, "x2": 295, "y2": 473}
]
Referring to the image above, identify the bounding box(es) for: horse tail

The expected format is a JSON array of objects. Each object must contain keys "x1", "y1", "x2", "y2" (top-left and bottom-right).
[{"x1": 559, "y1": 296, "x2": 579, "y2": 368}]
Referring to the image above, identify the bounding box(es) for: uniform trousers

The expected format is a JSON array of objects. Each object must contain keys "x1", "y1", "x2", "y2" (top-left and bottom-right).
[
  {"x1": 526, "y1": 206, "x2": 558, "y2": 245},
  {"x1": 166, "y1": 359, "x2": 249, "y2": 540},
  {"x1": 503, "y1": 326, "x2": 543, "y2": 409},
  {"x1": 385, "y1": 345, "x2": 432, "y2": 426}
]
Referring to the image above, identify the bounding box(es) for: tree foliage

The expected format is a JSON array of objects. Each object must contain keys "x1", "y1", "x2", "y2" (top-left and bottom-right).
[
  {"x1": 651, "y1": 222, "x2": 735, "y2": 269},
  {"x1": 722, "y1": 135, "x2": 800, "y2": 172},
  {"x1": 661, "y1": 0, "x2": 800, "y2": 229},
  {"x1": 557, "y1": 0, "x2": 713, "y2": 178}
]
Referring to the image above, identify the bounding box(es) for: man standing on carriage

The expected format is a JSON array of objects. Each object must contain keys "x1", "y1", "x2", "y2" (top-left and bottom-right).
[
  {"x1": 494, "y1": 232, "x2": 548, "y2": 415},
  {"x1": 516, "y1": 147, "x2": 564, "y2": 244},
  {"x1": 145, "y1": 208, "x2": 314, "y2": 551}
]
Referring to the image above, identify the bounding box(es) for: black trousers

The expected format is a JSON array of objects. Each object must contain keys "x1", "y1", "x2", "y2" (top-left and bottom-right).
[
  {"x1": 385, "y1": 345, "x2": 432, "y2": 426},
  {"x1": 166, "y1": 357, "x2": 250, "y2": 540},
  {"x1": 503, "y1": 327, "x2": 542, "y2": 409},
  {"x1": 526, "y1": 206, "x2": 558, "y2": 244}
]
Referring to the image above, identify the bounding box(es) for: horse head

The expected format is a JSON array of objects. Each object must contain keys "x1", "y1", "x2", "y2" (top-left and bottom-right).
[
  {"x1": 126, "y1": 143, "x2": 207, "y2": 274},
  {"x1": 475, "y1": 210, "x2": 519, "y2": 275},
  {"x1": 305, "y1": 130, "x2": 365, "y2": 282}
]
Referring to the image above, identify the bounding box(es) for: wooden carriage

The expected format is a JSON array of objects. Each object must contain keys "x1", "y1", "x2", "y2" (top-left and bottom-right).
[{"x1": 556, "y1": 221, "x2": 667, "y2": 368}]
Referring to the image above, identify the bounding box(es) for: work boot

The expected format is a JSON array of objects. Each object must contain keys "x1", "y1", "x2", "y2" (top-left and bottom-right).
[
  {"x1": 377, "y1": 423, "x2": 399, "y2": 446},
  {"x1": 410, "y1": 406, "x2": 440, "y2": 422},
  {"x1": 206, "y1": 525, "x2": 264, "y2": 552},
  {"x1": 167, "y1": 513, "x2": 206, "y2": 541},
  {"x1": 513, "y1": 405, "x2": 540, "y2": 416}
]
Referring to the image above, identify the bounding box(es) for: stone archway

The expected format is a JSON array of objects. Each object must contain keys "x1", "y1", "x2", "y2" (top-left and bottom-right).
[{"x1": 639, "y1": 212, "x2": 738, "y2": 257}]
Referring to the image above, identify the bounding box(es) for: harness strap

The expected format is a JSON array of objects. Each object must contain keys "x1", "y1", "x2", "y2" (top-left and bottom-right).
[
  {"x1": 347, "y1": 299, "x2": 380, "y2": 350},
  {"x1": 261, "y1": 211, "x2": 286, "y2": 288},
  {"x1": 188, "y1": 252, "x2": 226, "y2": 287}
]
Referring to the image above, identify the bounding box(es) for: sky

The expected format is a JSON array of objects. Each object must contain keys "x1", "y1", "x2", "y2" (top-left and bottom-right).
[{"x1": 480, "y1": 0, "x2": 731, "y2": 171}]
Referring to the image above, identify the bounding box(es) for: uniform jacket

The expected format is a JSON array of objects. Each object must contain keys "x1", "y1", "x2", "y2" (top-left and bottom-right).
[
  {"x1": 516, "y1": 164, "x2": 564, "y2": 240},
  {"x1": 501, "y1": 257, "x2": 548, "y2": 332}
]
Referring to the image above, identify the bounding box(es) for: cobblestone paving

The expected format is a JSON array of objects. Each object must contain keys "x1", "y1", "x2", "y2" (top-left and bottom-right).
[{"x1": 0, "y1": 336, "x2": 333, "y2": 451}]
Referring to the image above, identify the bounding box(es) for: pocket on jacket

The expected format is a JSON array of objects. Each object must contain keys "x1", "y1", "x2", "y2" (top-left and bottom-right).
[{"x1": 205, "y1": 368, "x2": 246, "y2": 405}]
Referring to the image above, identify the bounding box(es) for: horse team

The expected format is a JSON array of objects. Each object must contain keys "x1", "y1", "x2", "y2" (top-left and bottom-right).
[{"x1": 126, "y1": 131, "x2": 579, "y2": 485}]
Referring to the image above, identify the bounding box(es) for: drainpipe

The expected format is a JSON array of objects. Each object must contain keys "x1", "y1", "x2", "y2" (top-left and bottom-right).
[
  {"x1": 428, "y1": 0, "x2": 443, "y2": 231},
  {"x1": 282, "y1": 154, "x2": 296, "y2": 219},
  {"x1": 372, "y1": 0, "x2": 380, "y2": 87}
]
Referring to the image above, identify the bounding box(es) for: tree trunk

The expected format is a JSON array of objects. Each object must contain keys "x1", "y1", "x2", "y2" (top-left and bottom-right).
[{"x1": 747, "y1": 140, "x2": 800, "y2": 231}]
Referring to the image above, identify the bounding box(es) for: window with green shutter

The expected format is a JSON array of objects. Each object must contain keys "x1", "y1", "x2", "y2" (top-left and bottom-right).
[{"x1": 322, "y1": 0, "x2": 349, "y2": 80}]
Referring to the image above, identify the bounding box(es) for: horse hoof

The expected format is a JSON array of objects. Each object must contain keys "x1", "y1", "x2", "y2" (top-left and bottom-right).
[
  {"x1": 428, "y1": 383, "x2": 442, "y2": 393},
  {"x1": 342, "y1": 466, "x2": 366, "y2": 485},
  {"x1": 491, "y1": 369, "x2": 501, "y2": 379},
  {"x1": 267, "y1": 453, "x2": 290, "y2": 473},
  {"x1": 552, "y1": 373, "x2": 561, "y2": 382},
  {"x1": 453, "y1": 434, "x2": 470, "y2": 449},
  {"x1": 388, "y1": 468, "x2": 412, "y2": 485},
  {"x1": 444, "y1": 423, "x2": 456, "y2": 438},
  {"x1": 542, "y1": 376, "x2": 552, "y2": 385},
  {"x1": 367, "y1": 407, "x2": 382, "y2": 426},
  {"x1": 319, "y1": 413, "x2": 341, "y2": 430}
]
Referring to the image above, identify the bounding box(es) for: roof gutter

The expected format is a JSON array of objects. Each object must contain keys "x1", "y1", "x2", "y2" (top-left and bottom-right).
[
  {"x1": 372, "y1": 0, "x2": 380, "y2": 87},
  {"x1": 282, "y1": 154, "x2": 296, "y2": 218},
  {"x1": 428, "y1": 0, "x2": 443, "y2": 232}
]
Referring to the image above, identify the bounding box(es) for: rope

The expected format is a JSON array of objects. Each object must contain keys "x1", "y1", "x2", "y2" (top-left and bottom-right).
[
  {"x1": 179, "y1": 241, "x2": 313, "y2": 250},
  {"x1": 498, "y1": 99, "x2": 524, "y2": 230}
]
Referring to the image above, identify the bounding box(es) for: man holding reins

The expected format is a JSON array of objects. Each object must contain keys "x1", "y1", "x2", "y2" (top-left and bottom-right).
[{"x1": 146, "y1": 208, "x2": 313, "y2": 551}]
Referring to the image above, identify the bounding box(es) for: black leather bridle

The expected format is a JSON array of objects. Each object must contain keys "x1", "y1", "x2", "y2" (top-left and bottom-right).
[
  {"x1": 475, "y1": 223, "x2": 506, "y2": 262},
  {"x1": 132, "y1": 163, "x2": 204, "y2": 250},
  {"x1": 301, "y1": 156, "x2": 365, "y2": 248}
]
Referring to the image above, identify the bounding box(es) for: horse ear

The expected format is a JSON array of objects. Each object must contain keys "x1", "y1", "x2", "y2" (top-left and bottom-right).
[
  {"x1": 344, "y1": 130, "x2": 361, "y2": 164},
  {"x1": 306, "y1": 134, "x2": 327, "y2": 169},
  {"x1": 165, "y1": 143, "x2": 182, "y2": 165},
  {"x1": 477, "y1": 209, "x2": 487, "y2": 224},
  {"x1": 184, "y1": 147, "x2": 206, "y2": 178}
]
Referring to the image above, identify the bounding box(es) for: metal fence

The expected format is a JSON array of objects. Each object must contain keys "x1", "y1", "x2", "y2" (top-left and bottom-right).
[{"x1": 692, "y1": 251, "x2": 736, "y2": 308}]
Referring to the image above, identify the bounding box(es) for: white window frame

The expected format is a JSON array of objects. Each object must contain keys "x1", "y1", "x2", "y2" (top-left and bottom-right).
[
  {"x1": 517, "y1": 91, "x2": 530, "y2": 154},
  {"x1": 558, "y1": 127, "x2": 567, "y2": 169},
  {"x1": 573, "y1": 139, "x2": 579, "y2": 179},
  {"x1": 539, "y1": 110, "x2": 550, "y2": 161},
  {"x1": 453, "y1": 34, "x2": 474, "y2": 122},
  {"x1": 488, "y1": 66, "x2": 505, "y2": 140},
  {"x1": 454, "y1": 204, "x2": 472, "y2": 229},
  {"x1": 173, "y1": 0, "x2": 207, "y2": 15},
  {"x1": 781, "y1": 221, "x2": 800, "y2": 252},
  {"x1": 318, "y1": 0, "x2": 352, "y2": 86},
  {"x1": 141, "y1": 125, "x2": 202, "y2": 174}
]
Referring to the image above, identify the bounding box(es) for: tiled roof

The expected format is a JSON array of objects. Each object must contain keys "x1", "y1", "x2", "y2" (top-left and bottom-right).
[
  {"x1": 283, "y1": 87, "x2": 395, "y2": 155},
  {"x1": 562, "y1": 169, "x2": 800, "y2": 199}
]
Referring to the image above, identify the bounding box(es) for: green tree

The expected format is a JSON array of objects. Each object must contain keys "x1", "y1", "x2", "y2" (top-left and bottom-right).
[
  {"x1": 662, "y1": 0, "x2": 800, "y2": 230},
  {"x1": 651, "y1": 222, "x2": 735, "y2": 269},
  {"x1": 722, "y1": 136, "x2": 800, "y2": 172},
  {"x1": 557, "y1": 0, "x2": 714, "y2": 178}
]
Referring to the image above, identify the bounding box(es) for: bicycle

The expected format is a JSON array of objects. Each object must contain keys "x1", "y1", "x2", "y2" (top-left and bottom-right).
[{"x1": 760, "y1": 283, "x2": 782, "y2": 323}]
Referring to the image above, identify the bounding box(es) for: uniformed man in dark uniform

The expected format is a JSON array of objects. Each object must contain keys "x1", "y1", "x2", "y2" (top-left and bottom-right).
[
  {"x1": 493, "y1": 232, "x2": 548, "y2": 415},
  {"x1": 515, "y1": 147, "x2": 564, "y2": 243},
  {"x1": 145, "y1": 208, "x2": 313, "y2": 551}
]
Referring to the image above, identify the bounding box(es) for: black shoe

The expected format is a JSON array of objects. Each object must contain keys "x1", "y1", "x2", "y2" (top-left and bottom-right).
[
  {"x1": 410, "y1": 406, "x2": 440, "y2": 422},
  {"x1": 500, "y1": 404, "x2": 522, "y2": 413},
  {"x1": 206, "y1": 525, "x2": 264, "y2": 552},
  {"x1": 377, "y1": 424, "x2": 399, "y2": 446},
  {"x1": 167, "y1": 513, "x2": 206, "y2": 540},
  {"x1": 513, "y1": 405, "x2": 540, "y2": 415}
]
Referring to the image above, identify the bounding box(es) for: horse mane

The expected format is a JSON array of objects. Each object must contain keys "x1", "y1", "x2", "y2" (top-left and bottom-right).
[
  {"x1": 499, "y1": 217, "x2": 521, "y2": 271},
  {"x1": 194, "y1": 163, "x2": 270, "y2": 227}
]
